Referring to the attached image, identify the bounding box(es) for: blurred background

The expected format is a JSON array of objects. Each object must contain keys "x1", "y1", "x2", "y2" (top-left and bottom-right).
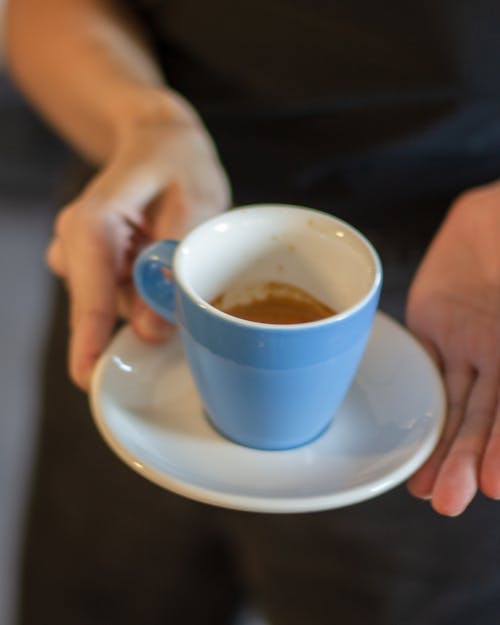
[{"x1": 0, "y1": 1, "x2": 68, "y2": 622}]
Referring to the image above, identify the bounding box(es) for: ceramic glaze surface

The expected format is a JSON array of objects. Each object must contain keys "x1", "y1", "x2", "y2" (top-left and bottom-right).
[
  {"x1": 90, "y1": 313, "x2": 446, "y2": 513},
  {"x1": 134, "y1": 205, "x2": 382, "y2": 449}
]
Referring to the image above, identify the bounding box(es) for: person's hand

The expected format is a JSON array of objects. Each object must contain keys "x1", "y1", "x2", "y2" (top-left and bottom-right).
[
  {"x1": 47, "y1": 90, "x2": 231, "y2": 390},
  {"x1": 406, "y1": 182, "x2": 500, "y2": 515}
]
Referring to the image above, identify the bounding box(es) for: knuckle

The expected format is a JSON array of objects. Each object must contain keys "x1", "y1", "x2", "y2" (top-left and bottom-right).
[
  {"x1": 45, "y1": 241, "x2": 62, "y2": 274},
  {"x1": 56, "y1": 199, "x2": 114, "y2": 247},
  {"x1": 54, "y1": 205, "x2": 73, "y2": 236}
]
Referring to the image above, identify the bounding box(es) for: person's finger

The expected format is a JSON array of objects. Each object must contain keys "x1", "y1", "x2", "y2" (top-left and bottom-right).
[
  {"x1": 65, "y1": 231, "x2": 117, "y2": 390},
  {"x1": 45, "y1": 237, "x2": 66, "y2": 276},
  {"x1": 116, "y1": 280, "x2": 135, "y2": 319},
  {"x1": 430, "y1": 369, "x2": 498, "y2": 516},
  {"x1": 145, "y1": 181, "x2": 190, "y2": 240},
  {"x1": 130, "y1": 294, "x2": 174, "y2": 343},
  {"x1": 416, "y1": 336, "x2": 444, "y2": 373},
  {"x1": 119, "y1": 188, "x2": 178, "y2": 343},
  {"x1": 480, "y1": 384, "x2": 500, "y2": 499},
  {"x1": 407, "y1": 366, "x2": 474, "y2": 500}
]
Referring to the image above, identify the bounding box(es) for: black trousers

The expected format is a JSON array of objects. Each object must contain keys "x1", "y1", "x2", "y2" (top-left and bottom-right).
[{"x1": 17, "y1": 215, "x2": 500, "y2": 625}]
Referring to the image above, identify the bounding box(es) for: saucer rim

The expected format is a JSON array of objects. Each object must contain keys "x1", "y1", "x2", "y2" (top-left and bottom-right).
[{"x1": 90, "y1": 312, "x2": 445, "y2": 514}]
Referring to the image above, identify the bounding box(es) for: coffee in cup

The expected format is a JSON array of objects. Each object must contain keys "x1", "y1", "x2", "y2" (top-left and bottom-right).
[{"x1": 210, "y1": 281, "x2": 336, "y2": 324}]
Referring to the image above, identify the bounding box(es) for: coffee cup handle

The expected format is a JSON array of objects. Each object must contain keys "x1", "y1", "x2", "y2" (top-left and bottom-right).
[{"x1": 133, "y1": 240, "x2": 179, "y2": 324}]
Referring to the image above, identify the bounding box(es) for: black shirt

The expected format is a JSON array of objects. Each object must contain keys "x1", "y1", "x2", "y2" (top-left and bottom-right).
[{"x1": 126, "y1": 0, "x2": 500, "y2": 226}]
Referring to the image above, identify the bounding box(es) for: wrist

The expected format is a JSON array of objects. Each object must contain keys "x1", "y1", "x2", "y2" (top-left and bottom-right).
[{"x1": 110, "y1": 86, "x2": 202, "y2": 152}]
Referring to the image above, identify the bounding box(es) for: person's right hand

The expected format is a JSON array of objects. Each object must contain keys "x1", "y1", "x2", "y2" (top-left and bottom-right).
[
  {"x1": 406, "y1": 183, "x2": 500, "y2": 515},
  {"x1": 46, "y1": 90, "x2": 231, "y2": 390}
]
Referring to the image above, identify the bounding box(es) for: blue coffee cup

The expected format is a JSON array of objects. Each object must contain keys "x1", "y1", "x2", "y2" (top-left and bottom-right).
[{"x1": 134, "y1": 204, "x2": 382, "y2": 450}]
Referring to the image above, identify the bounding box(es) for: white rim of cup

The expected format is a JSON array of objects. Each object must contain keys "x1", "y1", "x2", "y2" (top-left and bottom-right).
[{"x1": 174, "y1": 204, "x2": 383, "y2": 331}]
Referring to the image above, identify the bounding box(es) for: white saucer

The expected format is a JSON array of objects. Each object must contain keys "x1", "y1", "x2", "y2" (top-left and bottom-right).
[{"x1": 90, "y1": 312, "x2": 445, "y2": 514}]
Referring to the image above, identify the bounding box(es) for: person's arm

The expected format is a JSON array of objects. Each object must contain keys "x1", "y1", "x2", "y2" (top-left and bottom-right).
[
  {"x1": 7, "y1": 0, "x2": 181, "y2": 162},
  {"x1": 406, "y1": 183, "x2": 500, "y2": 515},
  {"x1": 6, "y1": 0, "x2": 230, "y2": 389}
]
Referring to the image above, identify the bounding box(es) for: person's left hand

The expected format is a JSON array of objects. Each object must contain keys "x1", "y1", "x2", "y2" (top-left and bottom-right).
[
  {"x1": 46, "y1": 91, "x2": 231, "y2": 390},
  {"x1": 406, "y1": 181, "x2": 500, "y2": 516}
]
